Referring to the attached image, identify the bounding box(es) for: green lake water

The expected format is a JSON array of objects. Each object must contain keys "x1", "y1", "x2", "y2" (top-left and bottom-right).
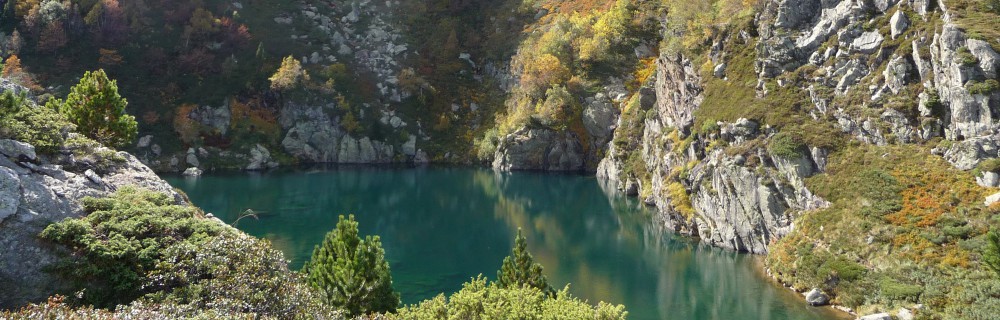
[{"x1": 166, "y1": 166, "x2": 843, "y2": 320}]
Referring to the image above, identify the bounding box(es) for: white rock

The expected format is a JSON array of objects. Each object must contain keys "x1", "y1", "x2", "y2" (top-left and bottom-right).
[
  {"x1": 83, "y1": 169, "x2": 103, "y2": 186},
  {"x1": 182, "y1": 167, "x2": 203, "y2": 177},
  {"x1": 897, "y1": 308, "x2": 914, "y2": 320},
  {"x1": 137, "y1": 135, "x2": 153, "y2": 148},
  {"x1": 985, "y1": 191, "x2": 1000, "y2": 206},
  {"x1": 858, "y1": 313, "x2": 892, "y2": 320},
  {"x1": 851, "y1": 31, "x2": 884, "y2": 54}
]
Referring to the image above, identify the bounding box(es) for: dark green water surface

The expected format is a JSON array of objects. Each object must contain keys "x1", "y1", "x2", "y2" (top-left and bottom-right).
[{"x1": 165, "y1": 166, "x2": 843, "y2": 320}]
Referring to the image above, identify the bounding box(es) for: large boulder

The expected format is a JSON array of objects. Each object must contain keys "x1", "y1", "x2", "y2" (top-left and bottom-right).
[
  {"x1": 850, "y1": 31, "x2": 884, "y2": 54},
  {"x1": 804, "y1": 288, "x2": 830, "y2": 306}
]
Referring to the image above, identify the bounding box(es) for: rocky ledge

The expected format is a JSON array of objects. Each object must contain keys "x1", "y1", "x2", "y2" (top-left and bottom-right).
[{"x1": 0, "y1": 137, "x2": 182, "y2": 308}]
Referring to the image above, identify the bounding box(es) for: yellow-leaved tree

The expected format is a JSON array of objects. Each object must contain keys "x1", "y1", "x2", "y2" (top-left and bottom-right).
[{"x1": 269, "y1": 55, "x2": 309, "y2": 91}]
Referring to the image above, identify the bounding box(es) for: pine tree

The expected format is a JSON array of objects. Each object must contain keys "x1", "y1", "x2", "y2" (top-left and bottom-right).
[
  {"x1": 985, "y1": 229, "x2": 1000, "y2": 276},
  {"x1": 303, "y1": 215, "x2": 399, "y2": 316},
  {"x1": 496, "y1": 228, "x2": 554, "y2": 294},
  {"x1": 57, "y1": 69, "x2": 136, "y2": 149}
]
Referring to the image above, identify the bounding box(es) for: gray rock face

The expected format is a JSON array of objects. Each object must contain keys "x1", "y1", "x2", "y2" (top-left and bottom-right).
[
  {"x1": 246, "y1": 144, "x2": 278, "y2": 171},
  {"x1": 137, "y1": 135, "x2": 153, "y2": 148},
  {"x1": 0, "y1": 167, "x2": 20, "y2": 223},
  {"x1": 493, "y1": 128, "x2": 584, "y2": 171},
  {"x1": 0, "y1": 139, "x2": 181, "y2": 308},
  {"x1": 0, "y1": 139, "x2": 36, "y2": 162},
  {"x1": 598, "y1": 52, "x2": 830, "y2": 254},
  {"x1": 968, "y1": 39, "x2": 1000, "y2": 79},
  {"x1": 874, "y1": 0, "x2": 897, "y2": 12},
  {"x1": 186, "y1": 148, "x2": 200, "y2": 167},
  {"x1": 928, "y1": 24, "x2": 1000, "y2": 141},
  {"x1": 688, "y1": 147, "x2": 827, "y2": 254},
  {"x1": 774, "y1": 0, "x2": 820, "y2": 29},
  {"x1": 890, "y1": 10, "x2": 909, "y2": 39},
  {"x1": 938, "y1": 137, "x2": 999, "y2": 170},
  {"x1": 188, "y1": 104, "x2": 231, "y2": 135},
  {"x1": 656, "y1": 55, "x2": 703, "y2": 133},
  {"x1": 883, "y1": 55, "x2": 915, "y2": 94},
  {"x1": 985, "y1": 192, "x2": 1000, "y2": 206},
  {"x1": 713, "y1": 62, "x2": 727, "y2": 78},
  {"x1": 0, "y1": 78, "x2": 31, "y2": 98},
  {"x1": 337, "y1": 136, "x2": 394, "y2": 164},
  {"x1": 804, "y1": 288, "x2": 830, "y2": 306},
  {"x1": 583, "y1": 93, "x2": 618, "y2": 143}
]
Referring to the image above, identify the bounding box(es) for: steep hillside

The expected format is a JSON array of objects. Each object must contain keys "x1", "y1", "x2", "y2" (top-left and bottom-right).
[{"x1": 577, "y1": 0, "x2": 1000, "y2": 317}]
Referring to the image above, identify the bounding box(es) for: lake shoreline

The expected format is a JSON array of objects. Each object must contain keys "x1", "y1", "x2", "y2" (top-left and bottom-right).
[{"x1": 750, "y1": 256, "x2": 855, "y2": 320}]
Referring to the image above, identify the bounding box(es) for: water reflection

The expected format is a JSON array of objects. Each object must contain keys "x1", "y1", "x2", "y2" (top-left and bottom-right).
[{"x1": 167, "y1": 166, "x2": 842, "y2": 320}]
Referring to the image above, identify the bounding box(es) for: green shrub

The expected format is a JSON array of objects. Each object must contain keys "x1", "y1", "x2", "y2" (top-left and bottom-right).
[
  {"x1": 923, "y1": 88, "x2": 945, "y2": 118},
  {"x1": 977, "y1": 158, "x2": 1000, "y2": 175},
  {"x1": 857, "y1": 169, "x2": 903, "y2": 218},
  {"x1": 943, "y1": 225, "x2": 974, "y2": 239},
  {"x1": 55, "y1": 69, "x2": 137, "y2": 149},
  {"x1": 967, "y1": 79, "x2": 1000, "y2": 95},
  {"x1": 0, "y1": 91, "x2": 73, "y2": 154},
  {"x1": 879, "y1": 277, "x2": 923, "y2": 302},
  {"x1": 700, "y1": 120, "x2": 720, "y2": 136},
  {"x1": 39, "y1": 187, "x2": 330, "y2": 317},
  {"x1": 768, "y1": 132, "x2": 805, "y2": 159},
  {"x1": 958, "y1": 47, "x2": 978, "y2": 67},
  {"x1": 390, "y1": 276, "x2": 627, "y2": 320},
  {"x1": 818, "y1": 257, "x2": 867, "y2": 282},
  {"x1": 302, "y1": 215, "x2": 400, "y2": 316},
  {"x1": 40, "y1": 188, "x2": 220, "y2": 307}
]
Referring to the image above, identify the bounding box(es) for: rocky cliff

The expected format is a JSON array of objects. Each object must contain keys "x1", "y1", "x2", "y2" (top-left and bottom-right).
[
  {"x1": 589, "y1": 0, "x2": 1000, "y2": 256},
  {"x1": 0, "y1": 138, "x2": 182, "y2": 307}
]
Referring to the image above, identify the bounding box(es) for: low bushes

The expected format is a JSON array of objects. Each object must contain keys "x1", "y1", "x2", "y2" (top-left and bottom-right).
[{"x1": 38, "y1": 187, "x2": 333, "y2": 317}]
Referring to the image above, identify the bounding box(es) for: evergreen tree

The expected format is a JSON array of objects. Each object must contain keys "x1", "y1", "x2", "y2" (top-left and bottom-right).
[
  {"x1": 985, "y1": 229, "x2": 1000, "y2": 276},
  {"x1": 497, "y1": 228, "x2": 554, "y2": 294},
  {"x1": 303, "y1": 215, "x2": 399, "y2": 316},
  {"x1": 57, "y1": 69, "x2": 136, "y2": 149}
]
